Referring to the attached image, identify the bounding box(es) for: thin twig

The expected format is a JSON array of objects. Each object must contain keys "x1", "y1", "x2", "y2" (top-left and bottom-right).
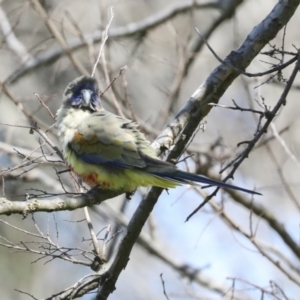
[
  {"x1": 91, "y1": 7, "x2": 114, "y2": 78},
  {"x1": 34, "y1": 93, "x2": 56, "y2": 119},
  {"x1": 160, "y1": 273, "x2": 170, "y2": 300}
]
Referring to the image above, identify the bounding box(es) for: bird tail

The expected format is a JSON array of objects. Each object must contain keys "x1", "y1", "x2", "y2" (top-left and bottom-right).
[{"x1": 150, "y1": 169, "x2": 261, "y2": 195}]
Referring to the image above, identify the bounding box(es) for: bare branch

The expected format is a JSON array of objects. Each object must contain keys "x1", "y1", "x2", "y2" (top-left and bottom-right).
[
  {"x1": 0, "y1": 187, "x2": 121, "y2": 216},
  {"x1": 91, "y1": 7, "x2": 114, "y2": 78},
  {"x1": 5, "y1": 0, "x2": 221, "y2": 84},
  {"x1": 97, "y1": 1, "x2": 300, "y2": 298},
  {"x1": 30, "y1": 0, "x2": 89, "y2": 76}
]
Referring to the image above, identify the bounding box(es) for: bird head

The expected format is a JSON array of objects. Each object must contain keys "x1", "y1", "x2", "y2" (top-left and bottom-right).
[{"x1": 62, "y1": 76, "x2": 101, "y2": 111}]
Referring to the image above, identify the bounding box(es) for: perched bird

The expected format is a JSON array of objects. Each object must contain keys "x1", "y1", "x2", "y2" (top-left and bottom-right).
[{"x1": 56, "y1": 76, "x2": 260, "y2": 195}]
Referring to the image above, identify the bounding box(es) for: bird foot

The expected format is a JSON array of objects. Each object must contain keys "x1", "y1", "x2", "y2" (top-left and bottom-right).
[{"x1": 125, "y1": 190, "x2": 136, "y2": 200}]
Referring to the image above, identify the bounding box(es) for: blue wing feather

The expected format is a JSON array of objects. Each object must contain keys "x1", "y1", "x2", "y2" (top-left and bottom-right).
[{"x1": 78, "y1": 153, "x2": 133, "y2": 169}]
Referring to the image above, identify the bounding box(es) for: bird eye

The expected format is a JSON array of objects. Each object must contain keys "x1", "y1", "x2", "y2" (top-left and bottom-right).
[{"x1": 69, "y1": 93, "x2": 83, "y2": 107}]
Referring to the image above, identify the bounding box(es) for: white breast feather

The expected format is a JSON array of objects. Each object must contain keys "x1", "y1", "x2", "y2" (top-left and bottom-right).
[{"x1": 56, "y1": 107, "x2": 91, "y2": 154}]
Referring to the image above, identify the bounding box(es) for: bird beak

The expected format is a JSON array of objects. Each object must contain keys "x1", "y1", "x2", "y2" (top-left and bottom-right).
[{"x1": 81, "y1": 89, "x2": 92, "y2": 107}]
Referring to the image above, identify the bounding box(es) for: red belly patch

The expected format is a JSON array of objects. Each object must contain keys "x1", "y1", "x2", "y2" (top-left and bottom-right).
[
  {"x1": 81, "y1": 172, "x2": 98, "y2": 186},
  {"x1": 69, "y1": 166, "x2": 112, "y2": 189},
  {"x1": 77, "y1": 171, "x2": 111, "y2": 189},
  {"x1": 100, "y1": 181, "x2": 111, "y2": 188}
]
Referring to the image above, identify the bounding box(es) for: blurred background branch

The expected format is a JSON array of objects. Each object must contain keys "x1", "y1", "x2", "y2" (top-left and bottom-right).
[{"x1": 0, "y1": 0, "x2": 300, "y2": 299}]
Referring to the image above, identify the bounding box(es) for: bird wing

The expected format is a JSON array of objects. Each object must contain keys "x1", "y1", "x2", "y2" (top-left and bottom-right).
[{"x1": 68, "y1": 111, "x2": 156, "y2": 169}]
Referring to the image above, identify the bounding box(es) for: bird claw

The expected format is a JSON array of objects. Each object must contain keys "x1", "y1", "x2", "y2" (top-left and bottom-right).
[{"x1": 125, "y1": 190, "x2": 136, "y2": 200}]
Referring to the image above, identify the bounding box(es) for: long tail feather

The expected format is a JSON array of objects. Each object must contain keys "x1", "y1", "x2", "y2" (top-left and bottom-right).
[{"x1": 152, "y1": 169, "x2": 261, "y2": 195}]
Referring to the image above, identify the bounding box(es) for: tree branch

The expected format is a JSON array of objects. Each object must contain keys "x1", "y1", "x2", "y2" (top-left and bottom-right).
[
  {"x1": 97, "y1": 1, "x2": 300, "y2": 298},
  {"x1": 0, "y1": 187, "x2": 121, "y2": 216},
  {"x1": 5, "y1": 0, "x2": 221, "y2": 84}
]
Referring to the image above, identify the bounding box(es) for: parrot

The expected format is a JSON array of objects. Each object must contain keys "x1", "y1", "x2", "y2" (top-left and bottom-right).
[{"x1": 56, "y1": 76, "x2": 260, "y2": 196}]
